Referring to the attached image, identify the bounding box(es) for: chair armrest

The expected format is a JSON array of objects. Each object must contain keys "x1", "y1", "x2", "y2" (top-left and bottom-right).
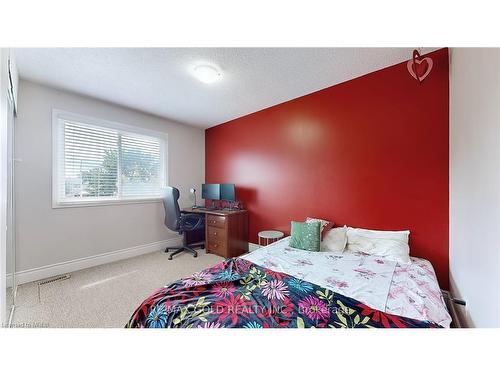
[{"x1": 179, "y1": 213, "x2": 205, "y2": 231}]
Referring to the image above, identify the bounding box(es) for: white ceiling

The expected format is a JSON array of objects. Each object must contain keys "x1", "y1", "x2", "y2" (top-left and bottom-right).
[{"x1": 14, "y1": 48, "x2": 438, "y2": 128}]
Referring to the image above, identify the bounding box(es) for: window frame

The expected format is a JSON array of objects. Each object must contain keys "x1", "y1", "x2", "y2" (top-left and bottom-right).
[{"x1": 52, "y1": 109, "x2": 168, "y2": 208}]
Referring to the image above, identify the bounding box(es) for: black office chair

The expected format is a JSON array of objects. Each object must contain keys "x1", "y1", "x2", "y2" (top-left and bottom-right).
[{"x1": 162, "y1": 186, "x2": 205, "y2": 260}]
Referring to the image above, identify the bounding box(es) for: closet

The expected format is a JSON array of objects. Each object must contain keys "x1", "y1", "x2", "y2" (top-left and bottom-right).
[{"x1": 1, "y1": 49, "x2": 18, "y2": 326}]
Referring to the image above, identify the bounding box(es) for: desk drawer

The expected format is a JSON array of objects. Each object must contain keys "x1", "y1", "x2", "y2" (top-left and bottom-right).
[
  {"x1": 207, "y1": 226, "x2": 227, "y2": 242},
  {"x1": 207, "y1": 239, "x2": 227, "y2": 256},
  {"x1": 206, "y1": 214, "x2": 226, "y2": 229}
]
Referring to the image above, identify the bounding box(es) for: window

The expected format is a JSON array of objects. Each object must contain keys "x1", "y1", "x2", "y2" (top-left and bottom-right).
[{"x1": 52, "y1": 110, "x2": 167, "y2": 207}]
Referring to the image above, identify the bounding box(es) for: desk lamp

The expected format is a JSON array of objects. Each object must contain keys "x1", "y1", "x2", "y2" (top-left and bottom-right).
[{"x1": 189, "y1": 188, "x2": 197, "y2": 208}]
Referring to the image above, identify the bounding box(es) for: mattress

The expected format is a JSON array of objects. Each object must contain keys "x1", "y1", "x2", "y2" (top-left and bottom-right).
[{"x1": 242, "y1": 237, "x2": 451, "y2": 327}]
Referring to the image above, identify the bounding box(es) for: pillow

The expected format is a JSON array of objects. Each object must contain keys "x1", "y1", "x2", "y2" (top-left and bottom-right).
[
  {"x1": 306, "y1": 217, "x2": 332, "y2": 232},
  {"x1": 306, "y1": 217, "x2": 333, "y2": 239},
  {"x1": 289, "y1": 221, "x2": 321, "y2": 252},
  {"x1": 320, "y1": 225, "x2": 347, "y2": 253},
  {"x1": 346, "y1": 227, "x2": 411, "y2": 264}
]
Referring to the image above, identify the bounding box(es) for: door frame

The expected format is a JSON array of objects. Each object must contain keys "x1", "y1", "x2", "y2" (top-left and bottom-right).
[{"x1": 0, "y1": 48, "x2": 9, "y2": 325}]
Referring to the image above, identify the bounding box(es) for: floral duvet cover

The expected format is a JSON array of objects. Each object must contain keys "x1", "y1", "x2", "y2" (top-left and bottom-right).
[
  {"x1": 126, "y1": 258, "x2": 441, "y2": 328},
  {"x1": 243, "y1": 237, "x2": 452, "y2": 327}
]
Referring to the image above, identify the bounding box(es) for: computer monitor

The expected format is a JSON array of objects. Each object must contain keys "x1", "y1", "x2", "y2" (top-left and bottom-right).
[
  {"x1": 202, "y1": 184, "x2": 220, "y2": 200},
  {"x1": 220, "y1": 183, "x2": 236, "y2": 201}
]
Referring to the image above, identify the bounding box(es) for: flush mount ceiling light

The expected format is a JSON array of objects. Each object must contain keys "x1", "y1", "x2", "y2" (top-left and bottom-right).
[{"x1": 192, "y1": 64, "x2": 222, "y2": 84}]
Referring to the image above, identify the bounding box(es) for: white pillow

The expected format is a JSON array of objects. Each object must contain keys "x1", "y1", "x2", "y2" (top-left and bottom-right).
[
  {"x1": 321, "y1": 226, "x2": 347, "y2": 253},
  {"x1": 346, "y1": 227, "x2": 411, "y2": 264}
]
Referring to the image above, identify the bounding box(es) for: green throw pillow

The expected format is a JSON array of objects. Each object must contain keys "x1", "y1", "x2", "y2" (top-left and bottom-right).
[{"x1": 289, "y1": 221, "x2": 321, "y2": 251}]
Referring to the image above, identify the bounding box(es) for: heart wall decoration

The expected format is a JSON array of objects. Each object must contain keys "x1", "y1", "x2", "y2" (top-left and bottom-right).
[{"x1": 407, "y1": 49, "x2": 433, "y2": 83}]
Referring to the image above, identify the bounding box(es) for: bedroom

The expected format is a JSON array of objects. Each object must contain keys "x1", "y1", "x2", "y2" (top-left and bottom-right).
[{"x1": 1, "y1": 1, "x2": 499, "y2": 373}]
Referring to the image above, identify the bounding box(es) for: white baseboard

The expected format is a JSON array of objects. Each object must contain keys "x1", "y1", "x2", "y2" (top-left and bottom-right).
[
  {"x1": 8, "y1": 236, "x2": 182, "y2": 286},
  {"x1": 248, "y1": 242, "x2": 261, "y2": 252}
]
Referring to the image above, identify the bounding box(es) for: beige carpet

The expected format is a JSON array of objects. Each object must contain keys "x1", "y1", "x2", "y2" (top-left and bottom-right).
[{"x1": 11, "y1": 249, "x2": 224, "y2": 328}]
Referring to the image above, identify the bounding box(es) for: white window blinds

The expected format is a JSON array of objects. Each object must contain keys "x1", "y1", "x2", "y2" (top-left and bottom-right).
[{"x1": 53, "y1": 111, "x2": 167, "y2": 206}]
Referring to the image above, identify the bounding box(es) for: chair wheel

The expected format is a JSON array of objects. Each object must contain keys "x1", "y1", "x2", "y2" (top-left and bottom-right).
[
  {"x1": 193, "y1": 253, "x2": 198, "y2": 258},
  {"x1": 165, "y1": 248, "x2": 169, "y2": 253},
  {"x1": 168, "y1": 255, "x2": 173, "y2": 260}
]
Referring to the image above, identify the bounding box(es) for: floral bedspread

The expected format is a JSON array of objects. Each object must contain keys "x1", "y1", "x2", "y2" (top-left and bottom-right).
[
  {"x1": 386, "y1": 257, "x2": 451, "y2": 326},
  {"x1": 126, "y1": 258, "x2": 440, "y2": 328},
  {"x1": 243, "y1": 237, "x2": 451, "y2": 327},
  {"x1": 243, "y1": 240, "x2": 397, "y2": 312}
]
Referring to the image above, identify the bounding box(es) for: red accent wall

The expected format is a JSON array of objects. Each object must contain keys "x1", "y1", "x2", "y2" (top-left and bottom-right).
[{"x1": 206, "y1": 48, "x2": 449, "y2": 288}]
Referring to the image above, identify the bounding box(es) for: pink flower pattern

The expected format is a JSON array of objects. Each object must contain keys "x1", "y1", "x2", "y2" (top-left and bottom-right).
[
  {"x1": 354, "y1": 268, "x2": 377, "y2": 279},
  {"x1": 182, "y1": 270, "x2": 213, "y2": 287},
  {"x1": 261, "y1": 280, "x2": 289, "y2": 301},
  {"x1": 386, "y1": 258, "x2": 451, "y2": 326},
  {"x1": 263, "y1": 259, "x2": 278, "y2": 268},
  {"x1": 197, "y1": 321, "x2": 224, "y2": 328},
  {"x1": 298, "y1": 295, "x2": 330, "y2": 321},
  {"x1": 212, "y1": 282, "x2": 236, "y2": 298},
  {"x1": 295, "y1": 259, "x2": 313, "y2": 266},
  {"x1": 326, "y1": 277, "x2": 349, "y2": 289}
]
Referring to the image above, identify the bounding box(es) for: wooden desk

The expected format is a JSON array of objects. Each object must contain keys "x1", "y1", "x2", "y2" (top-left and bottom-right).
[{"x1": 182, "y1": 207, "x2": 248, "y2": 258}]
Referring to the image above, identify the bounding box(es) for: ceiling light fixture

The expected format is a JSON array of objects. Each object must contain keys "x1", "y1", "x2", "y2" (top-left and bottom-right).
[{"x1": 192, "y1": 64, "x2": 222, "y2": 84}]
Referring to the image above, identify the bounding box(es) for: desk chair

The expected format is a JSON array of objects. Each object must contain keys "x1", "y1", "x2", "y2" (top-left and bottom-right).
[{"x1": 162, "y1": 186, "x2": 205, "y2": 260}]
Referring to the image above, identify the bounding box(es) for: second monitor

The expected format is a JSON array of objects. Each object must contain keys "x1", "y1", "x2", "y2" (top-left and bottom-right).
[{"x1": 220, "y1": 183, "x2": 235, "y2": 201}]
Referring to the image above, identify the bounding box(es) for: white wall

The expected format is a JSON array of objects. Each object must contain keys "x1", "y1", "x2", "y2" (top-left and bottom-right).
[
  {"x1": 15, "y1": 80, "x2": 205, "y2": 276},
  {"x1": 450, "y1": 48, "x2": 500, "y2": 327}
]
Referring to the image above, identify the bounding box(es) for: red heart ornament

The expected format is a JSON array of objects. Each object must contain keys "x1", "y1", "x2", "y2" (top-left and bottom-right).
[{"x1": 407, "y1": 50, "x2": 433, "y2": 82}]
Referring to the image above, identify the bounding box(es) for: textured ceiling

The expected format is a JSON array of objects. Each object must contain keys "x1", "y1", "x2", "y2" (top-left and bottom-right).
[{"x1": 14, "y1": 48, "x2": 439, "y2": 128}]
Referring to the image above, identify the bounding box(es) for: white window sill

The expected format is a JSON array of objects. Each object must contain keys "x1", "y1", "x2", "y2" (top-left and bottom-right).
[{"x1": 52, "y1": 197, "x2": 162, "y2": 209}]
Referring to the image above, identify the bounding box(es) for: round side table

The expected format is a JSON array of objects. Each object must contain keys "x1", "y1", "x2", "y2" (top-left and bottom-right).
[{"x1": 258, "y1": 230, "x2": 284, "y2": 246}]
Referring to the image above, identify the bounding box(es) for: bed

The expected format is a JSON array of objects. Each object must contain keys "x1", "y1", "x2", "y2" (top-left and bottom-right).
[{"x1": 127, "y1": 236, "x2": 451, "y2": 328}]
